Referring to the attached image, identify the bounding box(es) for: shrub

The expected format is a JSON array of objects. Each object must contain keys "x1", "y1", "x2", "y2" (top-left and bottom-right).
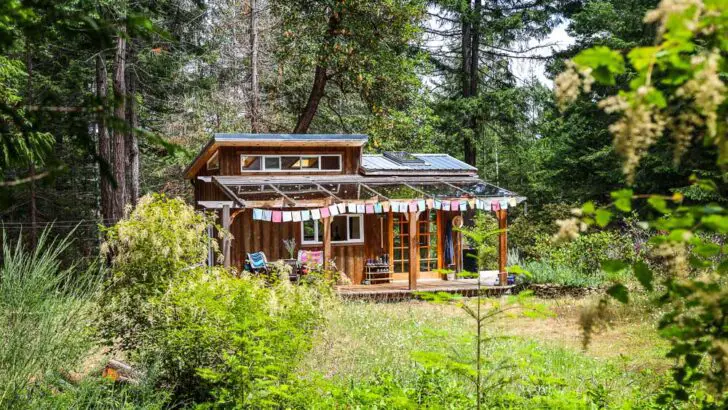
[
  {"x1": 509, "y1": 202, "x2": 577, "y2": 260},
  {"x1": 0, "y1": 229, "x2": 98, "y2": 408},
  {"x1": 100, "y1": 194, "x2": 217, "y2": 350},
  {"x1": 153, "y1": 269, "x2": 329, "y2": 405},
  {"x1": 533, "y1": 231, "x2": 638, "y2": 277}
]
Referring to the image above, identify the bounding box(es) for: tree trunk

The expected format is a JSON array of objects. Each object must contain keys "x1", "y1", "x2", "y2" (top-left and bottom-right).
[
  {"x1": 465, "y1": 0, "x2": 481, "y2": 166},
  {"x1": 26, "y1": 48, "x2": 38, "y2": 247},
  {"x1": 97, "y1": 53, "x2": 113, "y2": 225},
  {"x1": 293, "y1": 65, "x2": 328, "y2": 133},
  {"x1": 126, "y1": 46, "x2": 139, "y2": 206},
  {"x1": 249, "y1": 0, "x2": 260, "y2": 133},
  {"x1": 112, "y1": 29, "x2": 127, "y2": 221},
  {"x1": 293, "y1": 12, "x2": 341, "y2": 134}
]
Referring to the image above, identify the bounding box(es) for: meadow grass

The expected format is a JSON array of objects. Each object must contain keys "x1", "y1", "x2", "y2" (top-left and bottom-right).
[{"x1": 297, "y1": 295, "x2": 669, "y2": 408}]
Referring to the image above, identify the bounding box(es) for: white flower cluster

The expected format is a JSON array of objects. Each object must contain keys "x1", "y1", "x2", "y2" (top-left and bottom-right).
[
  {"x1": 644, "y1": 0, "x2": 703, "y2": 34},
  {"x1": 554, "y1": 61, "x2": 595, "y2": 110},
  {"x1": 553, "y1": 217, "x2": 588, "y2": 243},
  {"x1": 598, "y1": 88, "x2": 667, "y2": 182}
]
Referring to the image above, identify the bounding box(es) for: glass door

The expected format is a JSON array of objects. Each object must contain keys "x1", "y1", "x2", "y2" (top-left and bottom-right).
[{"x1": 392, "y1": 214, "x2": 409, "y2": 273}]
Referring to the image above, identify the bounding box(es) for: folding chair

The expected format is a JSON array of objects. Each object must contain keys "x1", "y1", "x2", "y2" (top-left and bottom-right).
[{"x1": 246, "y1": 251, "x2": 269, "y2": 274}]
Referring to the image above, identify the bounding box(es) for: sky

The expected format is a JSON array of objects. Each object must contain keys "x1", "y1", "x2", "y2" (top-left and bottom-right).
[{"x1": 509, "y1": 22, "x2": 575, "y2": 87}]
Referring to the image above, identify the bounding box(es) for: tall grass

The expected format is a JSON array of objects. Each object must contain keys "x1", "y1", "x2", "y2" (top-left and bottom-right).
[{"x1": 0, "y1": 229, "x2": 99, "y2": 408}]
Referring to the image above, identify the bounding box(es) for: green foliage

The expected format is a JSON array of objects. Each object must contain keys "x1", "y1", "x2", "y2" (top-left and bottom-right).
[
  {"x1": 463, "y1": 212, "x2": 499, "y2": 270},
  {"x1": 100, "y1": 193, "x2": 217, "y2": 350},
  {"x1": 28, "y1": 367, "x2": 170, "y2": 409},
  {"x1": 558, "y1": 1, "x2": 728, "y2": 406},
  {"x1": 0, "y1": 229, "x2": 98, "y2": 408},
  {"x1": 533, "y1": 231, "x2": 638, "y2": 278},
  {"x1": 508, "y1": 203, "x2": 577, "y2": 260},
  {"x1": 138, "y1": 268, "x2": 329, "y2": 404}
]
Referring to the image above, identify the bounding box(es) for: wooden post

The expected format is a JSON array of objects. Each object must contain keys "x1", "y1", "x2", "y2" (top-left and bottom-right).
[
  {"x1": 322, "y1": 215, "x2": 332, "y2": 270},
  {"x1": 436, "y1": 210, "x2": 443, "y2": 271},
  {"x1": 388, "y1": 210, "x2": 394, "y2": 275},
  {"x1": 497, "y1": 209, "x2": 508, "y2": 285},
  {"x1": 222, "y1": 204, "x2": 231, "y2": 268},
  {"x1": 408, "y1": 211, "x2": 419, "y2": 290}
]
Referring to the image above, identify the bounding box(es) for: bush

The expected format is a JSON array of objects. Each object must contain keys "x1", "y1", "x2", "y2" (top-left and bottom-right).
[
  {"x1": 0, "y1": 229, "x2": 98, "y2": 408},
  {"x1": 136, "y1": 268, "x2": 330, "y2": 404},
  {"x1": 509, "y1": 202, "x2": 577, "y2": 260},
  {"x1": 533, "y1": 231, "x2": 638, "y2": 276},
  {"x1": 100, "y1": 194, "x2": 217, "y2": 350}
]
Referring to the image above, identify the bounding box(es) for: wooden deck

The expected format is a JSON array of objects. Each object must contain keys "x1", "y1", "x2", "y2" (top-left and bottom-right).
[{"x1": 336, "y1": 279, "x2": 514, "y2": 301}]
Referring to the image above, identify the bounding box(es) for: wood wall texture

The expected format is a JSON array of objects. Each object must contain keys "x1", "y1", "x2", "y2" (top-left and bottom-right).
[{"x1": 227, "y1": 209, "x2": 463, "y2": 284}]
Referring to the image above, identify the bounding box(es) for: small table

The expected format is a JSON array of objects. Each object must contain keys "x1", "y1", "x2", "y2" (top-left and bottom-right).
[{"x1": 364, "y1": 262, "x2": 392, "y2": 284}]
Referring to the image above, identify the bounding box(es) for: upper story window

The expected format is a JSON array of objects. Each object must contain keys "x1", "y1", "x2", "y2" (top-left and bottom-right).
[
  {"x1": 240, "y1": 154, "x2": 341, "y2": 172},
  {"x1": 206, "y1": 151, "x2": 220, "y2": 170}
]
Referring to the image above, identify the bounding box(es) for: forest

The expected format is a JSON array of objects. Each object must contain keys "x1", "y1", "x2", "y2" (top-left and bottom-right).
[{"x1": 2, "y1": 0, "x2": 728, "y2": 408}]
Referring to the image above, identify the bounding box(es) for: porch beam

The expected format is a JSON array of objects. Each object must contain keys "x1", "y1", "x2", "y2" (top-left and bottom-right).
[
  {"x1": 497, "y1": 209, "x2": 508, "y2": 285},
  {"x1": 222, "y1": 204, "x2": 231, "y2": 268},
  {"x1": 322, "y1": 211, "x2": 332, "y2": 270},
  {"x1": 360, "y1": 183, "x2": 390, "y2": 201},
  {"x1": 268, "y1": 184, "x2": 297, "y2": 206},
  {"x1": 403, "y1": 182, "x2": 431, "y2": 198},
  {"x1": 408, "y1": 210, "x2": 419, "y2": 290},
  {"x1": 212, "y1": 176, "x2": 246, "y2": 208},
  {"x1": 314, "y1": 183, "x2": 343, "y2": 202}
]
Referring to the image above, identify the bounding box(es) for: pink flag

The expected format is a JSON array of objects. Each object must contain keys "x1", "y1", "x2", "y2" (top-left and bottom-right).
[
  {"x1": 365, "y1": 204, "x2": 374, "y2": 214},
  {"x1": 491, "y1": 201, "x2": 500, "y2": 211},
  {"x1": 451, "y1": 200, "x2": 459, "y2": 211},
  {"x1": 320, "y1": 207, "x2": 331, "y2": 218},
  {"x1": 272, "y1": 211, "x2": 282, "y2": 223},
  {"x1": 409, "y1": 202, "x2": 418, "y2": 212}
]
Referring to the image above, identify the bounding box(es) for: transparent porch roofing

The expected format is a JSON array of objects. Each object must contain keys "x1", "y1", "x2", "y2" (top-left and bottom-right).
[{"x1": 214, "y1": 177, "x2": 521, "y2": 207}]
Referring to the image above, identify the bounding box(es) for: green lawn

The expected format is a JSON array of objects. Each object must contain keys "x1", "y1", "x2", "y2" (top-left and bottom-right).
[{"x1": 296, "y1": 295, "x2": 670, "y2": 408}]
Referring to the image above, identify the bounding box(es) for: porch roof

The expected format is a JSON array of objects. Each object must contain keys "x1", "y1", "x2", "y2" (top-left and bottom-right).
[{"x1": 199, "y1": 175, "x2": 525, "y2": 209}]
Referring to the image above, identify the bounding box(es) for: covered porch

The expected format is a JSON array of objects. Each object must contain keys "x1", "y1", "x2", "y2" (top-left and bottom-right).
[{"x1": 198, "y1": 175, "x2": 524, "y2": 289}]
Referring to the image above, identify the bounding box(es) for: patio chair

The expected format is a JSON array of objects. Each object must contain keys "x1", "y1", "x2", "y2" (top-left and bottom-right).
[
  {"x1": 245, "y1": 251, "x2": 269, "y2": 274},
  {"x1": 297, "y1": 250, "x2": 324, "y2": 275}
]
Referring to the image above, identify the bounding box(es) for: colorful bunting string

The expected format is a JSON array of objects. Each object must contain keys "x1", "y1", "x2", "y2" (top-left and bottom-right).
[{"x1": 249, "y1": 197, "x2": 521, "y2": 222}]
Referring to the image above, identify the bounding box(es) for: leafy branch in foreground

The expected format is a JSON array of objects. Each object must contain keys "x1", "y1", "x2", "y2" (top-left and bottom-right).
[{"x1": 556, "y1": 0, "x2": 728, "y2": 406}]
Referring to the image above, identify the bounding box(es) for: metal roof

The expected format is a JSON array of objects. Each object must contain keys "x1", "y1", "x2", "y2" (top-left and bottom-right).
[
  {"x1": 213, "y1": 133, "x2": 368, "y2": 143},
  {"x1": 361, "y1": 153, "x2": 477, "y2": 175}
]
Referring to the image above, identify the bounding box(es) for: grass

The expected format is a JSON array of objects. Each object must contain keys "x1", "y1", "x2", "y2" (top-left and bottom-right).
[{"x1": 296, "y1": 295, "x2": 670, "y2": 408}]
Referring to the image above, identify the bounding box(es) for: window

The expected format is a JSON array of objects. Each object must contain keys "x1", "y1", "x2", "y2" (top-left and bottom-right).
[
  {"x1": 264, "y1": 156, "x2": 280, "y2": 170},
  {"x1": 241, "y1": 155, "x2": 262, "y2": 170},
  {"x1": 392, "y1": 215, "x2": 409, "y2": 273},
  {"x1": 206, "y1": 151, "x2": 219, "y2": 170},
  {"x1": 240, "y1": 154, "x2": 341, "y2": 172},
  {"x1": 301, "y1": 215, "x2": 363, "y2": 244}
]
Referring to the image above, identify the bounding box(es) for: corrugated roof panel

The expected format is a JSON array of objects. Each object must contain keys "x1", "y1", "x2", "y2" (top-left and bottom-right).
[
  {"x1": 214, "y1": 133, "x2": 368, "y2": 142},
  {"x1": 362, "y1": 154, "x2": 476, "y2": 172}
]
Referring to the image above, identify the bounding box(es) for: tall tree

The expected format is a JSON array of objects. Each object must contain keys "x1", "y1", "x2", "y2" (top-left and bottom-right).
[
  {"x1": 273, "y1": 0, "x2": 427, "y2": 134},
  {"x1": 426, "y1": 0, "x2": 558, "y2": 166},
  {"x1": 112, "y1": 26, "x2": 127, "y2": 220},
  {"x1": 249, "y1": 0, "x2": 260, "y2": 133}
]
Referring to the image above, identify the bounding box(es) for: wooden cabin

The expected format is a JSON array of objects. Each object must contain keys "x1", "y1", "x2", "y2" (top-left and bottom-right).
[{"x1": 184, "y1": 134, "x2": 524, "y2": 289}]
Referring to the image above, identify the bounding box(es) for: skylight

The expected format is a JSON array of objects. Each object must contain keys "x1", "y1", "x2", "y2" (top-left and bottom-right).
[{"x1": 383, "y1": 151, "x2": 426, "y2": 165}]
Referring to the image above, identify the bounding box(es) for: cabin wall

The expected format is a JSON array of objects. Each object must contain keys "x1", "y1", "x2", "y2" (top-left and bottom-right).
[
  {"x1": 226, "y1": 208, "x2": 463, "y2": 283},
  {"x1": 217, "y1": 146, "x2": 361, "y2": 176}
]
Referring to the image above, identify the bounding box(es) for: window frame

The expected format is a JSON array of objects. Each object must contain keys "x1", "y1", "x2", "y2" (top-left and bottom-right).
[
  {"x1": 206, "y1": 151, "x2": 220, "y2": 171},
  {"x1": 239, "y1": 154, "x2": 342, "y2": 173},
  {"x1": 300, "y1": 214, "x2": 364, "y2": 245}
]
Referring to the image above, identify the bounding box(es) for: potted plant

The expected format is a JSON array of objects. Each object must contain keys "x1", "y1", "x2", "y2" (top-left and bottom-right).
[
  {"x1": 439, "y1": 268, "x2": 456, "y2": 281},
  {"x1": 282, "y1": 239, "x2": 297, "y2": 264}
]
